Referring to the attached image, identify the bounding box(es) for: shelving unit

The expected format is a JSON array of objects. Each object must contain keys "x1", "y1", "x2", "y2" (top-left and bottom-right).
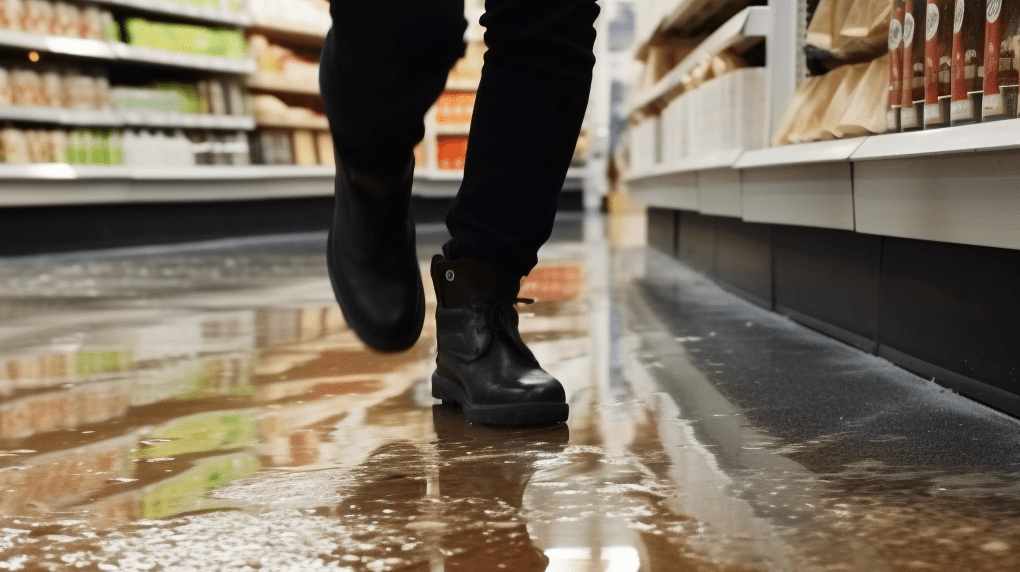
[
  {"x1": 625, "y1": 0, "x2": 1020, "y2": 418},
  {"x1": 0, "y1": 0, "x2": 588, "y2": 206}
]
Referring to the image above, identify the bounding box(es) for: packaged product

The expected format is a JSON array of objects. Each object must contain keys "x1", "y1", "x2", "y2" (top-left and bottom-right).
[
  {"x1": 50, "y1": 129, "x2": 67, "y2": 163},
  {"x1": 819, "y1": 62, "x2": 869, "y2": 138},
  {"x1": 41, "y1": 70, "x2": 62, "y2": 107},
  {"x1": 11, "y1": 69, "x2": 41, "y2": 107},
  {"x1": 1, "y1": 127, "x2": 31, "y2": 163},
  {"x1": 437, "y1": 135, "x2": 468, "y2": 170},
  {"x1": 0, "y1": 67, "x2": 12, "y2": 106},
  {"x1": 0, "y1": 0, "x2": 25, "y2": 30},
  {"x1": 291, "y1": 129, "x2": 316, "y2": 165},
  {"x1": 838, "y1": 54, "x2": 893, "y2": 136},
  {"x1": 52, "y1": 2, "x2": 78, "y2": 36},
  {"x1": 901, "y1": 0, "x2": 927, "y2": 130},
  {"x1": 924, "y1": 0, "x2": 955, "y2": 127},
  {"x1": 982, "y1": 0, "x2": 1020, "y2": 118},
  {"x1": 889, "y1": 0, "x2": 905, "y2": 130},
  {"x1": 316, "y1": 132, "x2": 334, "y2": 165},
  {"x1": 81, "y1": 6, "x2": 103, "y2": 39},
  {"x1": 807, "y1": 0, "x2": 892, "y2": 71},
  {"x1": 950, "y1": 0, "x2": 987, "y2": 123},
  {"x1": 21, "y1": 0, "x2": 53, "y2": 35}
]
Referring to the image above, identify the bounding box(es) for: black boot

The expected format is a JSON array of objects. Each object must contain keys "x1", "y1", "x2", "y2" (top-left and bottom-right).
[
  {"x1": 326, "y1": 157, "x2": 425, "y2": 352},
  {"x1": 430, "y1": 255, "x2": 568, "y2": 425}
]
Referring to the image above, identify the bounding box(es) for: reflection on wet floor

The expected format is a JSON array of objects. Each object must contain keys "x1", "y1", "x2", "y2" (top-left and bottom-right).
[{"x1": 1, "y1": 216, "x2": 1019, "y2": 571}]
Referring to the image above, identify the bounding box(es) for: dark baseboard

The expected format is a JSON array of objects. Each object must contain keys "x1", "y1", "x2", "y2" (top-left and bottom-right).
[
  {"x1": 778, "y1": 305, "x2": 878, "y2": 354},
  {"x1": 879, "y1": 345, "x2": 1020, "y2": 418}
]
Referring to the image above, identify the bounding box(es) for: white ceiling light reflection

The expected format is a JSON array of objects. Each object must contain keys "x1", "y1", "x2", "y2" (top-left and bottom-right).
[{"x1": 544, "y1": 546, "x2": 640, "y2": 572}]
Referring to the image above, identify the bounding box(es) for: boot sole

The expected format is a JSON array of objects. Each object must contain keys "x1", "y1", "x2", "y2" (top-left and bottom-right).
[
  {"x1": 326, "y1": 228, "x2": 425, "y2": 352},
  {"x1": 431, "y1": 373, "x2": 569, "y2": 426}
]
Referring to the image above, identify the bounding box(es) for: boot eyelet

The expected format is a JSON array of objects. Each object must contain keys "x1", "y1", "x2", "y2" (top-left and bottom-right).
[{"x1": 445, "y1": 270, "x2": 455, "y2": 281}]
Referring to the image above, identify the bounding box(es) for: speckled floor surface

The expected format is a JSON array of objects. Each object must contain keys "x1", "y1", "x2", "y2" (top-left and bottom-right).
[{"x1": 1, "y1": 215, "x2": 1018, "y2": 572}]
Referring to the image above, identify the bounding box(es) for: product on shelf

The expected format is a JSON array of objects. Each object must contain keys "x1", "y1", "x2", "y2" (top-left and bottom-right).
[
  {"x1": 806, "y1": 0, "x2": 892, "y2": 72},
  {"x1": 950, "y1": 0, "x2": 986, "y2": 124},
  {"x1": 889, "y1": 1, "x2": 904, "y2": 130},
  {"x1": 774, "y1": 55, "x2": 890, "y2": 145},
  {"x1": 251, "y1": 129, "x2": 291, "y2": 164},
  {"x1": 924, "y1": 0, "x2": 955, "y2": 127},
  {"x1": 0, "y1": 127, "x2": 125, "y2": 164},
  {"x1": 435, "y1": 90, "x2": 475, "y2": 124},
  {"x1": 124, "y1": 18, "x2": 248, "y2": 59},
  {"x1": 437, "y1": 135, "x2": 467, "y2": 170},
  {"x1": 981, "y1": 0, "x2": 1020, "y2": 119},
  {"x1": 413, "y1": 140, "x2": 425, "y2": 167},
  {"x1": 0, "y1": 66, "x2": 112, "y2": 110},
  {"x1": 110, "y1": 80, "x2": 249, "y2": 116},
  {"x1": 249, "y1": 34, "x2": 318, "y2": 85},
  {"x1": 252, "y1": 94, "x2": 326, "y2": 127},
  {"x1": 315, "y1": 131, "x2": 333, "y2": 166},
  {"x1": 901, "y1": 0, "x2": 927, "y2": 130},
  {"x1": 0, "y1": 0, "x2": 117, "y2": 41},
  {"x1": 249, "y1": 0, "x2": 330, "y2": 33}
]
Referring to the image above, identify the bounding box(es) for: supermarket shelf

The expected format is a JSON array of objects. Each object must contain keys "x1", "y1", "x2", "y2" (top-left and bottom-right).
[
  {"x1": 121, "y1": 111, "x2": 255, "y2": 129},
  {"x1": 636, "y1": 0, "x2": 756, "y2": 60},
  {"x1": 256, "y1": 117, "x2": 329, "y2": 130},
  {"x1": 412, "y1": 167, "x2": 586, "y2": 198},
  {"x1": 247, "y1": 73, "x2": 319, "y2": 96},
  {"x1": 0, "y1": 164, "x2": 335, "y2": 206},
  {"x1": 850, "y1": 119, "x2": 1020, "y2": 161},
  {"x1": 434, "y1": 123, "x2": 471, "y2": 136},
  {"x1": 446, "y1": 77, "x2": 480, "y2": 91},
  {"x1": 94, "y1": 0, "x2": 250, "y2": 26},
  {"x1": 736, "y1": 138, "x2": 867, "y2": 169},
  {"x1": 0, "y1": 30, "x2": 256, "y2": 74},
  {"x1": 248, "y1": 20, "x2": 328, "y2": 46},
  {"x1": 0, "y1": 106, "x2": 255, "y2": 130},
  {"x1": 625, "y1": 149, "x2": 745, "y2": 182},
  {"x1": 628, "y1": 6, "x2": 770, "y2": 116},
  {"x1": 110, "y1": 43, "x2": 256, "y2": 73},
  {"x1": 0, "y1": 30, "x2": 115, "y2": 58},
  {"x1": 0, "y1": 106, "x2": 124, "y2": 127}
]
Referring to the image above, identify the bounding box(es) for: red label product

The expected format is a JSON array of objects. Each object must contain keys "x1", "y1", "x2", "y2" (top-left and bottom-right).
[
  {"x1": 924, "y1": 0, "x2": 955, "y2": 126},
  {"x1": 982, "y1": 0, "x2": 1020, "y2": 118},
  {"x1": 890, "y1": 1, "x2": 905, "y2": 131},
  {"x1": 951, "y1": 0, "x2": 987, "y2": 123},
  {"x1": 901, "y1": 0, "x2": 928, "y2": 129}
]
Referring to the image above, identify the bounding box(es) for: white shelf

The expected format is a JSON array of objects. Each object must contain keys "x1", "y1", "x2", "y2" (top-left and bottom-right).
[
  {"x1": 111, "y1": 43, "x2": 256, "y2": 74},
  {"x1": 625, "y1": 148, "x2": 745, "y2": 182},
  {"x1": 0, "y1": 106, "x2": 255, "y2": 130},
  {"x1": 121, "y1": 112, "x2": 255, "y2": 130},
  {"x1": 736, "y1": 138, "x2": 867, "y2": 169},
  {"x1": 0, "y1": 165, "x2": 335, "y2": 206},
  {"x1": 637, "y1": 0, "x2": 755, "y2": 60},
  {"x1": 850, "y1": 119, "x2": 1020, "y2": 161},
  {"x1": 434, "y1": 123, "x2": 471, "y2": 136},
  {"x1": 446, "y1": 77, "x2": 480, "y2": 91},
  {"x1": 0, "y1": 107, "x2": 123, "y2": 127},
  {"x1": 247, "y1": 73, "x2": 319, "y2": 95},
  {"x1": 256, "y1": 117, "x2": 329, "y2": 130},
  {"x1": 95, "y1": 0, "x2": 250, "y2": 26},
  {"x1": 0, "y1": 30, "x2": 255, "y2": 74},
  {"x1": 628, "y1": 6, "x2": 770, "y2": 116},
  {"x1": 248, "y1": 20, "x2": 328, "y2": 45}
]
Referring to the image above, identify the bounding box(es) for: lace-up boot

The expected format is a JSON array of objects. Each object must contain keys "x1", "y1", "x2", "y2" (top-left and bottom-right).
[
  {"x1": 430, "y1": 255, "x2": 568, "y2": 425},
  {"x1": 327, "y1": 157, "x2": 425, "y2": 352}
]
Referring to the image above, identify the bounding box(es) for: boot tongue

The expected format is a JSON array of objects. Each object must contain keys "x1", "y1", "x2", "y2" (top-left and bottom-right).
[{"x1": 433, "y1": 257, "x2": 521, "y2": 307}]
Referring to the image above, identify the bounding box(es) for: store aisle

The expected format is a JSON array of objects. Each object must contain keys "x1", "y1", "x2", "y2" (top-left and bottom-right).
[{"x1": 1, "y1": 215, "x2": 1019, "y2": 572}]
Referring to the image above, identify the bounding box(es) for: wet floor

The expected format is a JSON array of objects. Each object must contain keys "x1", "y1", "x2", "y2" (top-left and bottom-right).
[{"x1": 1, "y1": 214, "x2": 1019, "y2": 572}]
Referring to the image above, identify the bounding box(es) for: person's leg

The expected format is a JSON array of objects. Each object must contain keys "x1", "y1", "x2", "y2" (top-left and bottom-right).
[
  {"x1": 320, "y1": 0, "x2": 467, "y2": 176},
  {"x1": 443, "y1": 0, "x2": 600, "y2": 277},
  {"x1": 320, "y1": 1, "x2": 466, "y2": 352},
  {"x1": 430, "y1": 0, "x2": 599, "y2": 425}
]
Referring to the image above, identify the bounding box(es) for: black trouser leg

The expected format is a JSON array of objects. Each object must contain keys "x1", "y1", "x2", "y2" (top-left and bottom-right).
[
  {"x1": 443, "y1": 0, "x2": 600, "y2": 277},
  {"x1": 320, "y1": 0, "x2": 467, "y2": 176}
]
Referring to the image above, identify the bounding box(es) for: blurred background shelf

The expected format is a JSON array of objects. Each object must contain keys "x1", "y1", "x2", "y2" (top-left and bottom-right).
[
  {"x1": 248, "y1": 21, "x2": 328, "y2": 46},
  {"x1": 93, "y1": 0, "x2": 251, "y2": 26},
  {"x1": 628, "y1": 5, "x2": 770, "y2": 117},
  {"x1": 0, "y1": 107, "x2": 255, "y2": 130},
  {"x1": 247, "y1": 73, "x2": 319, "y2": 95}
]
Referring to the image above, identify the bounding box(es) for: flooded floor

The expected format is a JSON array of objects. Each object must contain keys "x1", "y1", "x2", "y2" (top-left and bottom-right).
[{"x1": 1, "y1": 215, "x2": 1019, "y2": 572}]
